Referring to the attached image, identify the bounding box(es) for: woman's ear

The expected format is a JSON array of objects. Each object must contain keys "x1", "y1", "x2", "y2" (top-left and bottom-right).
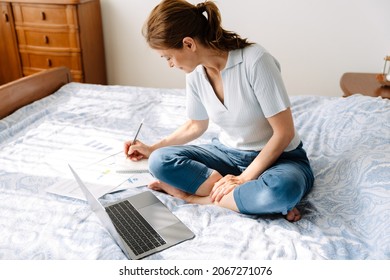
[{"x1": 182, "y1": 37, "x2": 196, "y2": 51}]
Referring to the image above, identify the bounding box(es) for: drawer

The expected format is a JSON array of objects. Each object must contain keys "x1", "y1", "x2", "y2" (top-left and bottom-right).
[
  {"x1": 20, "y1": 51, "x2": 82, "y2": 71},
  {"x1": 16, "y1": 28, "x2": 80, "y2": 51},
  {"x1": 12, "y1": 3, "x2": 78, "y2": 28}
]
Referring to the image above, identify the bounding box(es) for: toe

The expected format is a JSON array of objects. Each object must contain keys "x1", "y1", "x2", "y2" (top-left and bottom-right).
[{"x1": 286, "y1": 207, "x2": 301, "y2": 222}]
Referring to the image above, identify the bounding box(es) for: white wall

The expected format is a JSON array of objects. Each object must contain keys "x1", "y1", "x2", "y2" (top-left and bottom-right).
[{"x1": 99, "y1": 0, "x2": 390, "y2": 97}]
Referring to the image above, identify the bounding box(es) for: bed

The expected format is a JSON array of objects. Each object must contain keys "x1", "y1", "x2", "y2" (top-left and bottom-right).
[{"x1": 0, "y1": 67, "x2": 389, "y2": 260}]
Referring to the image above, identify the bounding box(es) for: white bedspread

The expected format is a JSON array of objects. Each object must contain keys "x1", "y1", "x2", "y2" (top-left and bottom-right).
[{"x1": 0, "y1": 83, "x2": 389, "y2": 259}]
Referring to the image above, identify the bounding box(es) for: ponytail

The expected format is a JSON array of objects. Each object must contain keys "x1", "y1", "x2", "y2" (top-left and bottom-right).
[{"x1": 143, "y1": 0, "x2": 252, "y2": 51}]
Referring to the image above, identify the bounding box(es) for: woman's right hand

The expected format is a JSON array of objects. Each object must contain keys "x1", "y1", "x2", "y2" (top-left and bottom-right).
[{"x1": 123, "y1": 140, "x2": 152, "y2": 161}]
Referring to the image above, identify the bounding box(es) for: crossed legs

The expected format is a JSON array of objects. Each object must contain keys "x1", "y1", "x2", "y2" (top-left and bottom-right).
[
  {"x1": 148, "y1": 144, "x2": 310, "y2": 222},
  {"x1": 148, "y1": 169, "x2": 302, "y2": 222}
]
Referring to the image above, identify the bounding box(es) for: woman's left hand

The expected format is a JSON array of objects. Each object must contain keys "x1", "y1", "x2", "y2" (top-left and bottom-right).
[{"x1": 211, "y1": 175, "x2": 245, "y2": 203}]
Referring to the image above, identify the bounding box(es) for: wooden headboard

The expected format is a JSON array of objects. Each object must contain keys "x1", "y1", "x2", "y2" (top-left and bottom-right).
[{"x1": 0, "y1": 67, "x2": 72, "y2": 119}]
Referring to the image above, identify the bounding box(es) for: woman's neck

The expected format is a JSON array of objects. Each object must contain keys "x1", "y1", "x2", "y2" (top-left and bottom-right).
[{"x1": 200, "y1": 47, "x2": 228, "y2": 73}]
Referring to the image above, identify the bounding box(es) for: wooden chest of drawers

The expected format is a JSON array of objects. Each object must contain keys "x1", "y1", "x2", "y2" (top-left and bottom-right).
[{"x1": 0, "y1": 0, "x2": 106, "y2": 84}]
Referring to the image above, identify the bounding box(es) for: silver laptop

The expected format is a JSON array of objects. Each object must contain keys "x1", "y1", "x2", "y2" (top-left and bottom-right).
[{"x1": 68, "y1": 164, "x2": 194, "y2": 260}]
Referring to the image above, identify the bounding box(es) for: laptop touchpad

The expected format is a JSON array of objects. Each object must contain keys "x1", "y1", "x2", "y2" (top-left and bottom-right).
[{"x1": 138, "y1": 203, "x2": 179, "y2": 231}]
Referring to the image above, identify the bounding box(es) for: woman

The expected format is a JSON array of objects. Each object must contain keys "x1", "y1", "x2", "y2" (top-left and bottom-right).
[{"x1": 124, "y1": 0, "x2": 314, "y2": 222}]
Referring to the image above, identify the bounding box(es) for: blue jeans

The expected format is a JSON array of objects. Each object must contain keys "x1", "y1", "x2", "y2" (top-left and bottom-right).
[{"x1": 148, "y1": 138, "x2": 314, "y2": 215}]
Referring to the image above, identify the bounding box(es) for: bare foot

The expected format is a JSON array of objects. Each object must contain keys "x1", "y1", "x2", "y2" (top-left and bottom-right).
[
  {"x1": 148, "y1": 180, "x2": 190, "y2": 200},
  {"x1": 285, "y1": 207, "x2": 301, "y2": 222}
]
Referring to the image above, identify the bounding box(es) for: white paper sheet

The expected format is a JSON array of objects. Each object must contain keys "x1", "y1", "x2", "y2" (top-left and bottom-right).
[
  {"x1": 45, "y1": 138, "x2": 154, "y2": 200},
  {"x1": 115, "y1": 158, "x2": 149, "y2": 173}
]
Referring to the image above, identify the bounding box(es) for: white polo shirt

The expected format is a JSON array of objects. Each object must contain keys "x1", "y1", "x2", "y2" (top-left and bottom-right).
[{"x1": 186, "y1": 43, "x2": 301, "y2": 151}]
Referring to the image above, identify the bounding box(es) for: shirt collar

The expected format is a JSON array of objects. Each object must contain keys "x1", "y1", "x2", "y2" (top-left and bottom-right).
[
  {"x1": 195, "y1": 48, "x2": 243, "y2": 74},
  {"x1": 224, "y1": 48, "x2": 243, "y2": 70}
]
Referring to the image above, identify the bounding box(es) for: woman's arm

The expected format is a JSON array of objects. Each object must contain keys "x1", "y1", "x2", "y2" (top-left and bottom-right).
[
  {"x1": 211, "y1": 108, "x2": 295, "y2": 201},
  {"x1": 152, "y1": 119, "x2": 209, "y2": 150},
  {"x1": 240, "y1": 108, "x2": 295, "y2": 181},
  {"x1": 125, "y1": 119, "x2": 209, "y2": 160}
]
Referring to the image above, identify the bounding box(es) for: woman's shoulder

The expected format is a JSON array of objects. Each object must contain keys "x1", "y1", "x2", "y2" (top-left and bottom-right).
[
  {"x1": 241, "y1": 43, "x2": 280, "y2": 70},
  {"x1": 242, "y1": 43, "x2": 271, "y2": 63},
  {"x1": 242, "y1": 43, "x2": 268, "y2": 59}
]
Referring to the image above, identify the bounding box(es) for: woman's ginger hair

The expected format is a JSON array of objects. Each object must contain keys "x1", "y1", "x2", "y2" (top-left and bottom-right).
[{"x1": 143, "y1": 0, "x2": 252, "y2": 51}]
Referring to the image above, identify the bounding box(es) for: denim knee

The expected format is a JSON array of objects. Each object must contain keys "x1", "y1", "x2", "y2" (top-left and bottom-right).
[
  {"x1": 148, "y1": 147, "x2": 172, "y2": 181},
  {"x1": 261, "y1": 171, "x2": 305, "y2": 212},
  {"x1": 147, "y1": 146, "x2": 211, "y2": 194},
  {"x1": 234, "y1": 169, "x2": 307, "y2": 215}
]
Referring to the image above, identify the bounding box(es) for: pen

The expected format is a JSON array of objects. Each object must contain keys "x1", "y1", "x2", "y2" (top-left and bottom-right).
[
  {"x1": 87, "y1": 121, "x2": 145, "y2": 165},
  {"x1": 132, "y1": 120, "x2": 144, "y2": 145},
  {"x1": 127, "y1": 120, "x2": 143, "y2": 158}
]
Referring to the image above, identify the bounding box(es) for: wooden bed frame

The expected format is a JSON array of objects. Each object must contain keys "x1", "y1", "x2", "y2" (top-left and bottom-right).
[
  {"x1": 0, "y1": 67, "x2": 72, "y2": 119},
  {"x1": 2, "y1": 68, "x2": 385, "y2": 121}
]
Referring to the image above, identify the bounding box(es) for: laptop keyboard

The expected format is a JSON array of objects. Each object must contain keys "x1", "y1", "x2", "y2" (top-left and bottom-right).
[{"x1": 106, "y1": 200, "x2": 166, "y2": 256}]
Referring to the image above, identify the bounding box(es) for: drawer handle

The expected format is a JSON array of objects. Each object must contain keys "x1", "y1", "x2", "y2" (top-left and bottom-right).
[
  {"x1": 4, "y1": 13, "x2": 9, "y2": 22},
  {"x1": 44, "y1": 35, "x2": 49, "y2": 44},
  {"x1": 41, "y1": 11, "x2": 46, "y2": 20},
  {"x1": 46, "y1": 58, "x2": 52, "y2": 67}
]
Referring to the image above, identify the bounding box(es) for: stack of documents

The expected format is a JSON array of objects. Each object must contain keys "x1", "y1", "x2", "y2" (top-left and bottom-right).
[{"x1": 45, "y1": 138, "x2": 154, "y2": 201}]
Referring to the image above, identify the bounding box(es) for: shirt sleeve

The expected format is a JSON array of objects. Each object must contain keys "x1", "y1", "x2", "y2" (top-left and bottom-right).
[
  {"x1": 185, "y1": 73, "x2": 209, "y2": 120},
  {"x1": 249, "y1": 52, "x2": 291, "y2": 118}
]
